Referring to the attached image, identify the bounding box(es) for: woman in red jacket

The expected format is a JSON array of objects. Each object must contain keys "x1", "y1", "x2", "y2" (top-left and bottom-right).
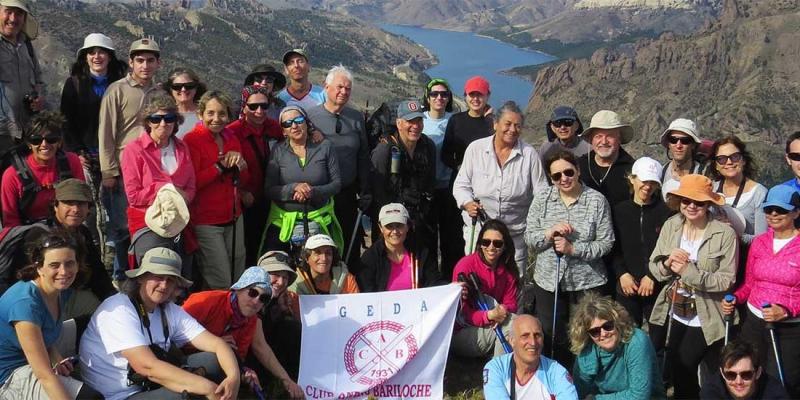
[{"x1": 184, "y1": 91, "x2": 250, "y2": 289}]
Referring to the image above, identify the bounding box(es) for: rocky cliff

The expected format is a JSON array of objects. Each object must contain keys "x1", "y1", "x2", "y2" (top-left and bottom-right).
[{"x1": 525, "y1": 0, "x2": 800, "y2": 183}]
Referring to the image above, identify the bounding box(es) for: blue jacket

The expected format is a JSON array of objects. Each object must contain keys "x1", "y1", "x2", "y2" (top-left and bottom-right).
[{"x1": 483, "y1": 353, "x2": 578, "y2": 399}]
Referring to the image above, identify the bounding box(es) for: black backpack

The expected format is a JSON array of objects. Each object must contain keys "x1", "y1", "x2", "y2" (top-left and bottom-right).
[
  {"x1": 365, "y1": 100, "x2": 404, "y2": 151},
  {"x1": 0, "y1": 145, "x2": 73, "y2": 225}
]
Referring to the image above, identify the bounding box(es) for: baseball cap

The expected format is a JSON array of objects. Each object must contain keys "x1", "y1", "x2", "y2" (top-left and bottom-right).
[
  {"x1": 631, "y1": 157, "x2": 662, "y2": 183},
  {"x1": 379, "y1": 203, "x2": 409, "y2": 226},
  {"x1": 231, "y1": 266, "x2": 272, "y2": 294},
  {"x1": 550, "y1": 106, "x2": 578, "y2": 122},
  {"x1": 304, "y1": 234, "x2": 338, "y2": 251},
  {"x1": 54, "y1": 178, "x2": 92, "y2": 202},
  {"x1": 282, "y1": 48, "x2": 309, "y2": 65},
  {"x1": 125, "y1": 247, "x2": 192, "y2": 288},
  {"x1": 761, "y1": 185, "x2": 800, "y2": 211},
  {"x1": 464, "y1": 76, "x2": 490, "y2": 96},
  {"x1": 129, "y1": 38, "x2": 160, "y2": 56},
  {"x1": 396, "y1": 100, "x2": 424, "y2": 121}
]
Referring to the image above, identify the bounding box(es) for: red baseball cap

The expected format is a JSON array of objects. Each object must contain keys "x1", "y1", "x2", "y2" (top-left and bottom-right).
[{"x1": 464, "y1": 76, "x2": 490, "y2": 96}]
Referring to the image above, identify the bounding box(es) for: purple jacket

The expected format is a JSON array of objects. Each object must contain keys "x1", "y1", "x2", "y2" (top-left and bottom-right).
[{"x1": 734, "y1": 228, "x2": 800, "y2": 318}]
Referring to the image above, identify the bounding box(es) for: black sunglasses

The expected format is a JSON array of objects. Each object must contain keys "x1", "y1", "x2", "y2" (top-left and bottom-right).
[
  {"x1": 478, "y1": 239, "x2": 504, "y2": 249},
  {"x1": 714, "y1": 152, "x2": 743, "y2": 165},
  {"x1": 27, "y1": 134, "x2": 62, "y2": 145},
  {"x1": 252, "y1": 74, "x2": 275, "y2": 84},
  {"x1": 280, "y1": 116, "x2": 306, "y2": 128},
  {"x1": 787, "y1": 152, "x2": 800, "y2": 162},
  {"x1": 550, "y1": 168, "x2": 576, "y2": 182},
  {"x1": 428, "y1": 90, "x2": 450, "y2": 98},
  {"x1": 335, "y1": 114, "x2": 342, "y2": 134},
  {"x1": 170, "y1": 82, "x2": 198, "y2": 91},
  {"x1": 722, "y1": 369, "x2": 755, "y2": 381},
  {"x1": 668, "y1": 135, "x2": 694, "y2": 145},
  {"x1": 587, "y1": 321, "x2": 615, "y2": 338},
  {"x1": 680, "y1": 198, "x2": 708, "y2": 207},
  {"x1": 763, "y1": 205, "x2": 791, "y2": 215},
  {"x1": 245, "y1": 102, "x2": 269, "y2": 111},
  {"x1": 146, "y1": 113, "x2": 178, "y2": 124},
  {"x1": 551, "y1": 119, "x2": 574, "y2": 128},
  {"x1": 247, "y1": 287, "x2": 270, "y2": 304}
]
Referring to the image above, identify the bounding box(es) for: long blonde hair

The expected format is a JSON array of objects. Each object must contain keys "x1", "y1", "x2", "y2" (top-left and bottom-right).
[{"x1": 568, "y1": 292, "x2": 635, "y2": 355}]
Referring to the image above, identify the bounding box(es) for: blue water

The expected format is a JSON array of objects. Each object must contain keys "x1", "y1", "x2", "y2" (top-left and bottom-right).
[{"x1": 381, "y1": 24, "x2": 555, "y2": 107}]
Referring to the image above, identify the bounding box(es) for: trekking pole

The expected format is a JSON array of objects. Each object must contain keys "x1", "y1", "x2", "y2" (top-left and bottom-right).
[
  {"x1": 458, "y1": 272, "x2": 511, "y2": 353},
  {"x1": 231, "y1": 168, "x2": 240, "y2": 285},
  {"x1": 762, "y1": 302, "x2": 786, "y2": 387},
  {"x1": 724, "y1": 294, "x2": 735, "y2": 345},
  {"x1": 468, "y1": 199, "x2": 483, "y2": 254},
  {"x1": 662, "y1": 275, "x2": 680, "y2": 375},
  {"x1": 345, "y1": 209, "x2": 363, "y2": 263},
  {"x1": 550, "y1": 231, "x2": 564, "y2": 359}
]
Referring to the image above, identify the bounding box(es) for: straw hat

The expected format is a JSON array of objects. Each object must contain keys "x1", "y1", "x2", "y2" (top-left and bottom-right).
[{"x1": 667, "y1": 174, "x2": 724, "y2": 206}]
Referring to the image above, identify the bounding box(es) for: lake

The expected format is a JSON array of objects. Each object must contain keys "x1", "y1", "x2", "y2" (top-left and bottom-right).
[{"x1": 381, "y1": 24, "x2": 555, "y2": 108}]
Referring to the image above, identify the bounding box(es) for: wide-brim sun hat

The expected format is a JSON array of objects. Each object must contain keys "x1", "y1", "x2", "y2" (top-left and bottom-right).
[
  {"x1": 257, "y1": 250, "x2": 297, "y2": 286},
  {"x1": 581, "y1": 110, "x2": 634, "y2": 144},
  {"x1": 660, "y1": 118, "x2": 701, "y2": 148},
  {"x1": 1, "y1": 0, "x2": 38, "y2": 40},
  {"x1": 77, "y1": 33, "x2": 115, "y2": 56},
  {"x1": 244, "y1": 64, "x2": 286, "y2": 91},
  {"x1": 126, "y1": 247, "x2": 193, "y2": 288},
  {"x1": 667, "y1": 174, "x2": 725, "y2": 206},
  {"x1": 145, "y1": 184, "x2": 190, "y2": 239}
]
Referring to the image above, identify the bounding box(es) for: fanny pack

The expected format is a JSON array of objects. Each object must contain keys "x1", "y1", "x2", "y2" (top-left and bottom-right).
[{"x1": 669, "y1": 282, "x2": 697, "y2": 320}]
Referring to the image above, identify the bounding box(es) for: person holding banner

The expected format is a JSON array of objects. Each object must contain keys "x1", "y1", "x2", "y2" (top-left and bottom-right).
[
  {"x1": 451, "y1": 219, "x2": 519, "y2": 357},
  {"x1": 483, "y1": 314, "x2": 577, "y2": 400},
  {"x1": 289, "y1": 234, "x2": 359, "y2": 299},
  {"x1": 357, "y1": 203, "x2": 442, "y2": 292},
  {"x1": 183, "y1": 266, "x2": 304, "y2": 399}
]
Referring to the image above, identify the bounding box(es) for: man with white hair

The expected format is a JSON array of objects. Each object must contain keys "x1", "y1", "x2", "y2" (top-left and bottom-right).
[
  {"x1": 307, "y1": 65, "x2": 370, "y2": 266},
  {"x1": 276, "y1": 48, "x2": 326, "y2": 109}
]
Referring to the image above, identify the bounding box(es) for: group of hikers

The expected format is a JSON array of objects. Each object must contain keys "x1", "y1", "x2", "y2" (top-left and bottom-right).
[{"x1": 1, "y1": 0, "x2": 800, "y2": 399}]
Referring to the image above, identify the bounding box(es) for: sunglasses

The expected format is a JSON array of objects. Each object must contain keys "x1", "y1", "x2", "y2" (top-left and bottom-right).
[
  {"x1": 245, "y1": 102, "x2": 269, "y2": 111},
  {"x1": 264, "y1": 252, "x2": 291, "y2": 265},
  {"x1": 551, "y1": 119, "x2": 574, "y2": 128},
  {"x1": 763, "y1": 205, "x2": 791, "y2": 215},
  {"x1": 27, "y1": 134, "x2": 62, "y2": 145},
  {"x1": 787, "y1": 152, "x2": 800, "y2": 162},
  {"x1": 550, "y1": 168, "x2": 576, "y2": 181},
  {"x1": 252, "y1": 74, "x2": 275, "y2": 84},
  {"x1": 587, "y1": 321, "x2": 615, "y2": 338},
  {"x1": 428, "y1": 90, "x2": 450, "y2": 99},
  {"x1": 41, "y1": 236, "x2": 77, "y2": 250},
  {"x1": 335, "y1": 114, "x2": 342, "y2": 134},
  {"x1": 247, "y1": 287, "x2": 270, "y2": 304},
  {"x1": 146, "y1": 113, "x2": 178, "y2": 124},
  {"x1": 714, "y1": 152, "x2": 743, "y2": 165},
  {"x1": 680, "y1": 198, "x2": 708, "y2": 207},
  {"x1": 668, "y1": 135, "x2": 695, "y2": 145},
  {"x1": 722, "y1": 369, "x2": 755, "y2": 381},
  {"x1": 170, "y1": 82, "x2": 198, "y2": 91},
  {"x1": 280, "y1": 115, "x2": 306, "y2": 128},
  {"x1": 478, "y1": 239, "x2": 504, "y2": 249}
]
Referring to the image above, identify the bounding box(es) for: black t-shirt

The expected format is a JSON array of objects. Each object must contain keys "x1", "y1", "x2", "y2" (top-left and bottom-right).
[{"x1": 441, "y1": 111, "x2": 493, "y2": 171}]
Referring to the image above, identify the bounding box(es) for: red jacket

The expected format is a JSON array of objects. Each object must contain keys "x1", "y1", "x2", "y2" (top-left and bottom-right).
[
  {"x1": 121, "y1": 131, "x2": 196, "y2": 236},
  {"x1": 182, "y1": 290, "x2": 256, "y2": 359},
  {"x1": 183, "y1": 123, "x2": 250, "y2": 225},
  {"x1": 227, "y1": 118, "x2": 281, "y2": 202}
]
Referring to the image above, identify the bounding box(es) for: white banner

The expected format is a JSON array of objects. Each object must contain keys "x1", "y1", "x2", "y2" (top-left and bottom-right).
[{"x1": 298, "y1": 284, "x2": 461, "y2": 399}]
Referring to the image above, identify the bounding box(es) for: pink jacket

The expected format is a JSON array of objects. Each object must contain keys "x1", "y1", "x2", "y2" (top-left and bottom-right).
[
  {"x1": 734, "y1": 228, "x2": 800, "y2": 318},
  {"x1": 452, "y1": 252, "x2": 519, "y2": 327},
  {"x1": 121, "y1": 131, "x2": 196, "y2": 235}
]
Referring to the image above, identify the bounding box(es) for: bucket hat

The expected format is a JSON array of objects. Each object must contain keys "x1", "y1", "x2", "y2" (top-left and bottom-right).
[
  {"x1": 667, "y1": 174, "x2": 725, "y2": 206},
  {"x1": 244, "y1": 64, "x2": 286, "y2": 91},
  {"x1": 581, "y1": 110, "x2": 634, "y2": 144},
  {"x1": 230, "y1": 266, "x2": 272, "y2": 296},
  {"x1": 660, "y1": 118, "x2": 700, "y2": 148},
  {"x1": 257, "y1": 250, "x2": 297, "y2": 286},
  {"x1": 145, "y1": 184, "x2": 190, "y2": 238},
  {"x1": 126, "y1": 247, "x2": 192, "y2": 287},
  {"x1": 0, "y1": 0, "x2": 38, "y2": 40},
  {"x1": 77, "y1": 33, "x2": 115, "y2": 56}
]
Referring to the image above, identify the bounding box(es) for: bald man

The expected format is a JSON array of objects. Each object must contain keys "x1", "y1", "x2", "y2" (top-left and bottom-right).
[{"x1": 483, "y1": 315, "x2": 577, "y2": 399}]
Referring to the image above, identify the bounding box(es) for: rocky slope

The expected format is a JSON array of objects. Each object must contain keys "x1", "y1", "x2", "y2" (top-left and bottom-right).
[{"x1": 525, "y1": 0, "x2": 800, "y2": 184}]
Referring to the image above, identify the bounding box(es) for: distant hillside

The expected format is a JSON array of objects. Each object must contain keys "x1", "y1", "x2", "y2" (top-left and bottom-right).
[
  {"x1": 525, "y1": 0, "x2": 800, "y2": 185},
  {"x1": 32, "y1": 0, "x2": 432, "y2": 109}
]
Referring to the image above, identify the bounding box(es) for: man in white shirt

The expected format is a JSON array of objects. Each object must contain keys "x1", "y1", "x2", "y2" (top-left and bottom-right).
[{"x1": 276, "y1": 48, "x2": 326, "y2": 109}]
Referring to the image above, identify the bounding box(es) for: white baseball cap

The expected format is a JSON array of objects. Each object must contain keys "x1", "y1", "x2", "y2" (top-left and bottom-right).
[
  {"x1": 378, "y1": 203, "x2": 409, "y2": 226},
  {"x1": 631, "y1": 157, "x2": 662, "y2": 183},
  {"x1": 304, "y1": 234, "x2": 337, "y2": 250}
]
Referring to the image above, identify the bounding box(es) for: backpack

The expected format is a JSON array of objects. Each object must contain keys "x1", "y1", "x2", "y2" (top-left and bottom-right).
[
  {"x1": 365, "y1": 100, "x2": 403, "y2": 151},
  {"x1": 0, "y1": 145, "x2": 73, "y2": 225}
]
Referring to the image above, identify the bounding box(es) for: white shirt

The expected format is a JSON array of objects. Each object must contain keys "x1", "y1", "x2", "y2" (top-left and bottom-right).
[
  {"x1": 512, "y1": 374, "x2": 553, "y2": 400},
  {"x1": 453, "y1": 135, "x2": 548, "y2": 236},
  {"x1": 161, "y1": 139, "x2": 178, "y2": 175},
  {"x1": 276, "y1": 85, "x2": 326, "y2": 110},
  {"x1": 674, "y1": 236, "x2": 702, "y2": 327},
  {"x1": 79, "y1": 293, "x2": 206, "y2": 400}
]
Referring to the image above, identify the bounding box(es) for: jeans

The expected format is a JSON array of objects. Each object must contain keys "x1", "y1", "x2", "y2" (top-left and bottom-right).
[{"x1": 100, "y1": 176, "x2": 129, "y2": 280}]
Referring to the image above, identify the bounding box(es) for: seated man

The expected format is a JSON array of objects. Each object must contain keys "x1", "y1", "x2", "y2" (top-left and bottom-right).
[
  {"x1": 483, "y1": 314, "x2": 577, "y2": 400},
  {"x1": 79, "y1": 247, "x2": 241, "y2": 400},
  {"x1": 700, "y1": 340, "x2": 789, "y2": 400}
]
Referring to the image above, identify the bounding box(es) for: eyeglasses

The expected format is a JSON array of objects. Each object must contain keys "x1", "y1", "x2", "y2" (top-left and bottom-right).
[
  {"x1": 764, "y1": 205, "x2": 791, "y2": 215},
  {"x1": 714, "y1": 152, "x2": 743, "y2": 165},
  {"x1": 551, "y1": 119, "x2": 574, "y2": 128},
  {"x1": 668, "y1": 136, "x2": 694, "y2": 145},
  {"x1": 280, "y1": 116, "x2": 306, "y2": 128},
  {"x1": 722, "y1": 369, "x2": 756, "y2": 382},
  {"x1": 252, "y1": 74, "x2": 275, "y2": 84},
  {"x1": 787, "y1": 152, "x2": 800, "y2": 162},
  {"x1": 170, "y1": 82, "x2": 198, "y2": 92},
  {"x1": 587, "y1": 321, "x2": 615, "y2": 338},
  {"x1": 146, "y1": 113, "x2": 178, "y2": 124},
  {"x1": 428, "y1": 90, "x2": 450, "y2": 99},
  {"x1": 245, "y1": 103, "x2": 269, "y2": 111},
  {"x1": 478, "y1": 239, "x2": 504, "y2": 249},
  {"x1": 247, "y1": 288, "x2": 270, "y2": 304},
  {"x1": 335, "y1": 114, "x2": 342, "y2": 134},
  {"x1": 550, "y1": 168, "x2": 575, "y2": 181},
  {"x1": 680, "y1": 198, "x2": 708, "y2": 207},
  {"x1": 27, "y1": 134, "x2": 62, "y2": 145}
]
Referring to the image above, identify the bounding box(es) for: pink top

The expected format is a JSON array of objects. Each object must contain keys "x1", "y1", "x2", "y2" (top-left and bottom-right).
[
  {"x1": 734, "y1": 228, "x2": 800, "y2": 318},
  {"x1": 385, "y1": 251, "x2": 413, "y2": 291},
  {"x1": 1, "y1": 152, "x2": 85, "y2": 227},
  {"x1": 121, "y1": 131, "x2": 197, "y2": 236},
  {"x1": 452, "y1": 252, "x2": 519, "y2": 327}
]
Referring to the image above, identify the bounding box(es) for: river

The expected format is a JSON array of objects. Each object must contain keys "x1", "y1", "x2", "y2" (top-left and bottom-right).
[{"x1": 381, "y1": 24, "x2": 555, "y2": 108}]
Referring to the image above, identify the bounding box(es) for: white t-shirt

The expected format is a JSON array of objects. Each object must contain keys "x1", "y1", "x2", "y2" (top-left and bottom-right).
[
  {"x1": 161, "y1": 140, "x2": 178, "y2": 175},
  {"x1": 276, "y1": 85, "x2": 326, "y2": 110},
  {"x1": 78, "y1": 293, "x2": 206, "y2": 400},
  {"x1": 511, "y1": 374, "x2": 552, "y2": 400},
  {"x1": 674, "y1": 236, "x2": 702, "y2": 327},
  {"x1": 774, "y1": 236, "x2": 794, "y2": 254}
]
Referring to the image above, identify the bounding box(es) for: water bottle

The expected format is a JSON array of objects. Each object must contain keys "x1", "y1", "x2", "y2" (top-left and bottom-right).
[{"x1": 390, "y1": 146, "x2": 401, "y2": 175}]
